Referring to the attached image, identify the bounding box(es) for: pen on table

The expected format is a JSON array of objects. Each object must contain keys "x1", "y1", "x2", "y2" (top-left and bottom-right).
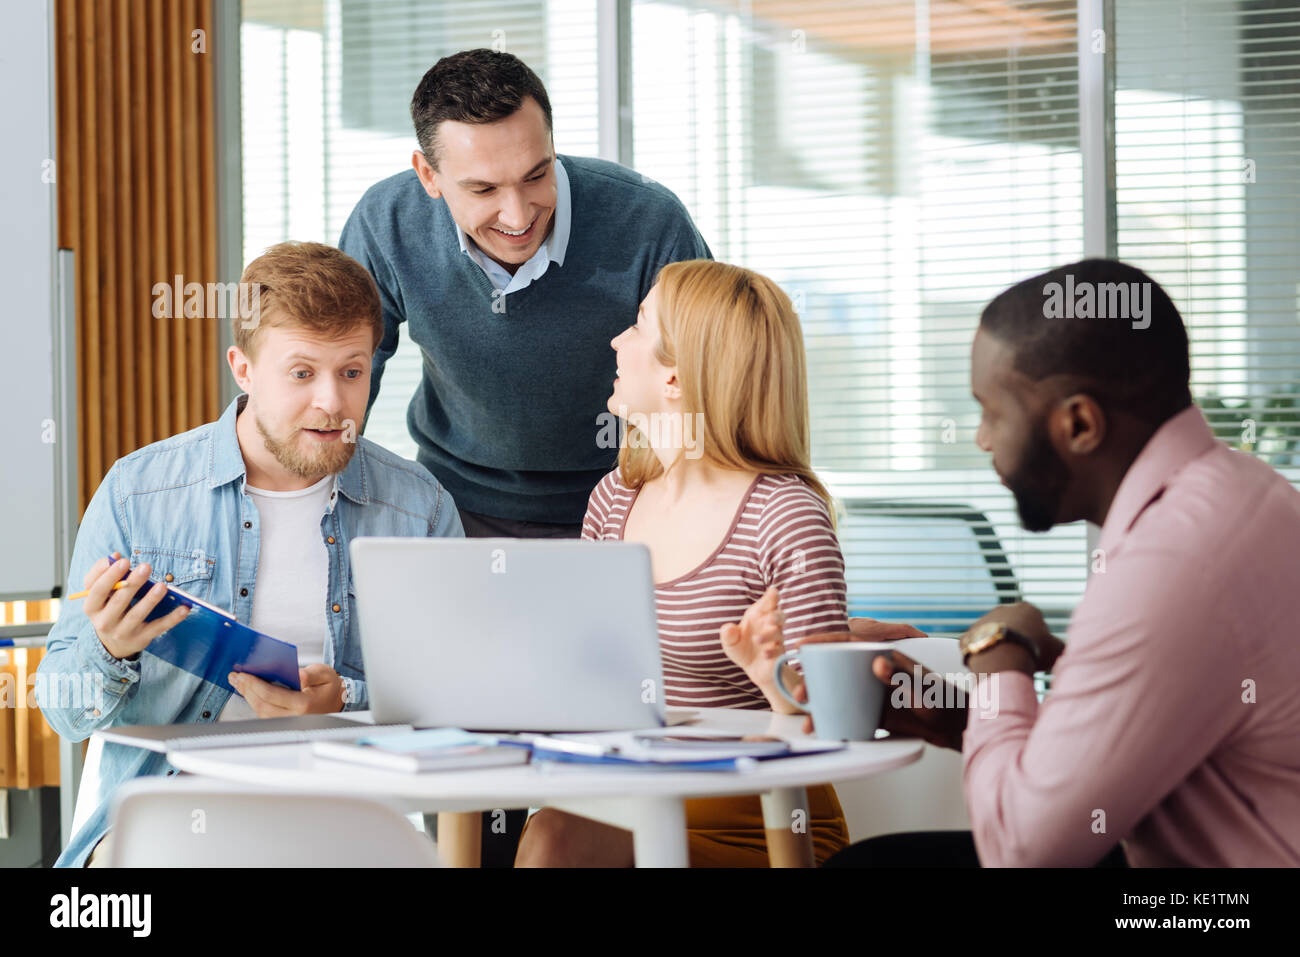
[{"x1": 0, "y1": 638, "x2": 49, "y2": 648}]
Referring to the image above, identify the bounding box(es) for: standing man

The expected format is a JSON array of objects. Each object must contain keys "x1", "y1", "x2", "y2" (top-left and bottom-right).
[
  {"x1": 340, "y1": 48, "x2": 712, "y2": 540},
  {"x1": 338, "y1": 48, "x2": 710, "y2": 865}
]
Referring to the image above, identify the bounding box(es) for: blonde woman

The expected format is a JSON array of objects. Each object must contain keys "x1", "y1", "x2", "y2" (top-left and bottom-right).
[{"x1": 514, "y1": 259, "x2": 850, "y2": 867}]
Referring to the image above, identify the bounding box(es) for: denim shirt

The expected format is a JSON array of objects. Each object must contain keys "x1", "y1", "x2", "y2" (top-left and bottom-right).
[{"x1": 37, "y1": 394, "x2": 463, "y2": 866}]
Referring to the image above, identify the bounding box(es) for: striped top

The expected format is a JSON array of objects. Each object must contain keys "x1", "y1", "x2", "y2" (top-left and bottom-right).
[{"x1": 583, "y1": 469, "x2": 849, "y2": 710}]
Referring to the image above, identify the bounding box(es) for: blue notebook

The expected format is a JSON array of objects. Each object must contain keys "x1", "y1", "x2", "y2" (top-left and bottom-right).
[{"x1": 110, "y1": 557, "x2": 301, "y2": 693}]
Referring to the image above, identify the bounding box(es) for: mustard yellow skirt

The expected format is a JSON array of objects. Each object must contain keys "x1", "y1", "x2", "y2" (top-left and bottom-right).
[
  {"x1": 519, "y1": 783, "x2": 848, "y2": 867},
  {"x1": 683, "y1": 783, "x2": 848, "y2": 867}
]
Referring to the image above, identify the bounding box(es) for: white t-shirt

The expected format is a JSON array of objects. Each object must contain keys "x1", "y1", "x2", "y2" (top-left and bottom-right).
[{"x1": 219, "y1": 474, "x2": 333, "y2": 721}]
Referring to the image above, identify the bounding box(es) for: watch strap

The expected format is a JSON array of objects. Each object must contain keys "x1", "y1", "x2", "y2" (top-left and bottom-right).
[{"x1": 962, "y1": 622, "x2": 1039, "y2": 669}]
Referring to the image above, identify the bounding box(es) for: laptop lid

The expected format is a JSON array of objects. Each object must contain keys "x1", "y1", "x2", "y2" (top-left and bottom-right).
[{"x1": 349, "y1": 537, "x2": 666, "y2": 732}]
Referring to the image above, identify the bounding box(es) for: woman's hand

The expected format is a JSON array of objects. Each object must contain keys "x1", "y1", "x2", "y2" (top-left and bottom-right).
[{"x1": 720, "y1": 586, "x2": 802, "y2": 713}]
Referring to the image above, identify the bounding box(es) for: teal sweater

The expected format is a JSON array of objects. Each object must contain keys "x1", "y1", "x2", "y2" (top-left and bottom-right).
[{"x1": 340, "y1": 155, "x2": 712, "y2": 523}]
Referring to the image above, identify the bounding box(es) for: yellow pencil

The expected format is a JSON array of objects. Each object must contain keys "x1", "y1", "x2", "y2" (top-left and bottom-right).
[{"x1": 66, "y1": 581, "x2": 133, "y2": 601}]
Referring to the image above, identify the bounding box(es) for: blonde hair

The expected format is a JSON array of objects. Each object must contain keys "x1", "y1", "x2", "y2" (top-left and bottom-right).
[{"x1": 617, "y1": 259, "x2": 834, "y2": 519}]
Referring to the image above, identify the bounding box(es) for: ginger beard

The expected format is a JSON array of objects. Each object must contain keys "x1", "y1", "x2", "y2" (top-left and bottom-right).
[{"x1": 253, "y1": 411, "x2": 356, "y2": 479}]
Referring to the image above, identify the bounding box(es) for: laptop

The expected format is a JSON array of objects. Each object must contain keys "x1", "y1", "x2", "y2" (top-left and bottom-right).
[{"x1": 349, "y1": 537, "x2": 669, "y2": 732}]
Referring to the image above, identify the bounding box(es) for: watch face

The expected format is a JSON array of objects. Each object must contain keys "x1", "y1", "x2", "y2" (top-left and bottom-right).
[{"x1": 962, "y1": 621, "x2": 1005, "y2": 655}]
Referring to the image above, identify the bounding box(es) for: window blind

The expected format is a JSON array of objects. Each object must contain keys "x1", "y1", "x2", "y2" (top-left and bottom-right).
[
  {"x1": 1114, "y1": 0, "x2": 1300, "y2": 477},
  {"x1": 239, "y1": 0, "x2": 600, "y2": 458},
  {"x1": 236, "y1": 0, "x2": 1299, "y2": 636},
  {"x1": 630, "y1": 0, "x2": 1085, "y2": 632}
]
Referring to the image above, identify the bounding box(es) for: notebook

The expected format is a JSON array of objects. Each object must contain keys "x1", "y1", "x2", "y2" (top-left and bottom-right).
[
  {"x1": 312, "y1": 728, "x2": 532, "y2": 773},
  {"x1": 108, "y1": 555, "x2": 301, "y2": 693}
]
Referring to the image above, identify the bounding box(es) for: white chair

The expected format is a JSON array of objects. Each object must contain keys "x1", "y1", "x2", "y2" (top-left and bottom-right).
[
  {"x1": 834, "y1": 744, "x2": 971, "y2": 842},
  {"x1": 67, "y1": 733, "x2": 105, "y2": 843},
  {"x1": 105, "y1": 778, "x2": 442, "y2": 867}
]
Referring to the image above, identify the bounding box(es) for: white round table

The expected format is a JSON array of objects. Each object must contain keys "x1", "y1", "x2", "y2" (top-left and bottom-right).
[{"x1": 167, "y1": 707, "x2": 923, "y2": 867}]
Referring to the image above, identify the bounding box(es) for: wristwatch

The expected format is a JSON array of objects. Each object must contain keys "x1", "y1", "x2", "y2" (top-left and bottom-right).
[{"x1": 960, "y1": 621, "x2": 1038, "y2": 669}]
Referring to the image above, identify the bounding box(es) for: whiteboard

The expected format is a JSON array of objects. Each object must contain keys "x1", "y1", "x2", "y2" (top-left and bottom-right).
[{"x1": 0, "y1": 0, "x2": 72, "y2": 601}]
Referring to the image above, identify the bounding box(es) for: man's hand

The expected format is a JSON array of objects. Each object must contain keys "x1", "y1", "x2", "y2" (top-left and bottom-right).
[
  {"x1": 871, "y1": 650, "x2": 969, "y2": 750},
  {"x1": 848, "y1": 617, "x2": 927, "y2": 641},
  {"x1": 967, "y1": 641, "x2": 1036, "y2": 677},
  {"x1": 969, "y1": 601, "x2": 1065, "y2": 672},
  {"x1": 795, "y1": 649, "x2": 968, "y2": 751},
  {"x1": 86, "y1": 553, "x2": 191, "y2": 660},
  {"x1": 228, "y1": 664, "x2": 345, "y2": 717}
]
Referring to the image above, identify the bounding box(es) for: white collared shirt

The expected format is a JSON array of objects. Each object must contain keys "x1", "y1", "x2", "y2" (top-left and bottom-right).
[{"x1": 454, "y1": 157, "x2": 572, "y2": 295}]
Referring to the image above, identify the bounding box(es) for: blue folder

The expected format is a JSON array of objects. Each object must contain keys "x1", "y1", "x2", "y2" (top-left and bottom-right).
[
  {"x1": 528, "y1": 734, "x2": 845, "y2": 772},
  {"x1": 109, "y1": 557, "x2": 301, "y2": 693}
]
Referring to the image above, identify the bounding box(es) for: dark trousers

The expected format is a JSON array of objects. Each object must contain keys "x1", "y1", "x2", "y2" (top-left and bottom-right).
[
  {"x1": 822, "y1": 830, "x2": 1129, "y2": 868},
  {"x1": 456, "y1": 506, "x2": 583, "y2": 868}
]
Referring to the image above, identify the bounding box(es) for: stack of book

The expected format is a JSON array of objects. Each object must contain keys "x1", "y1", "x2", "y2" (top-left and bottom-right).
[{"x1": 312, "y1": 728, "x2": 531, "y2": 772}]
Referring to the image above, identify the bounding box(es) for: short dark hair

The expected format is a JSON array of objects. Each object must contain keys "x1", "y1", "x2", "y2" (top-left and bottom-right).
[
  {"x1": 410, "y1": 49, "x2": 553, "y2": 168},
  {"x1": 979, "y1": 258, "x2": 1193, "y2": 426}
]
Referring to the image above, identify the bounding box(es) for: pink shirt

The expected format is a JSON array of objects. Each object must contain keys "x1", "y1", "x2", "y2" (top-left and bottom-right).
[{"x1": 964, "y1": 405, "x2": 1300, "y2": 866}]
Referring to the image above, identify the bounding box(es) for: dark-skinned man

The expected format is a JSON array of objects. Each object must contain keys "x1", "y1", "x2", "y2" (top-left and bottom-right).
[{"x1": 815, "y1": 259, "x2": 1300, "y2": 867}]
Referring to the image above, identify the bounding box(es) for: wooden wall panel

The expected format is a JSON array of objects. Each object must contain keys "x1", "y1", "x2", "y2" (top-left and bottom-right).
[
  {"x1": 2, "y1": 594, "x2": 63, "y2": 789},
  {"x1": 55, "y1": 0, "x2": 220, "y2": 513},
  {"x1": 0, "y1": 649, "x2": 18, "y2": 788},
  {"x1": 13, "y1": 649, "x2": 62, "y2": 789},
  {"x1": 0, "y1": 623, "x2": 59, "y2": 789}
]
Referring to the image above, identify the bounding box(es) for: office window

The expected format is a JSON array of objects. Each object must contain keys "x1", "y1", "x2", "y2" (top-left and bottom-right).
[
  {"x1": 631, "y1": 0, "x2": 1084, "y2": 631},
  {"x1": 239, "y1": 0, "x2": 599, "y2": 458},
  {"x1": 235, "y1": 1, "x2": 1299, "y2": 635},
  {"x1": 1114, "y1": 0, "x2": 1300, "y2": 471}
]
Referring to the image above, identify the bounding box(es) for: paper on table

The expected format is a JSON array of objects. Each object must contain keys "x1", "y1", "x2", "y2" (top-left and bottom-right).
[
  {"x1": 880, "y1": 636, "x2": 968, "y2": 675},
  {"x1": 531, "y1": 729, "x2": 844, "y2": 766}
]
